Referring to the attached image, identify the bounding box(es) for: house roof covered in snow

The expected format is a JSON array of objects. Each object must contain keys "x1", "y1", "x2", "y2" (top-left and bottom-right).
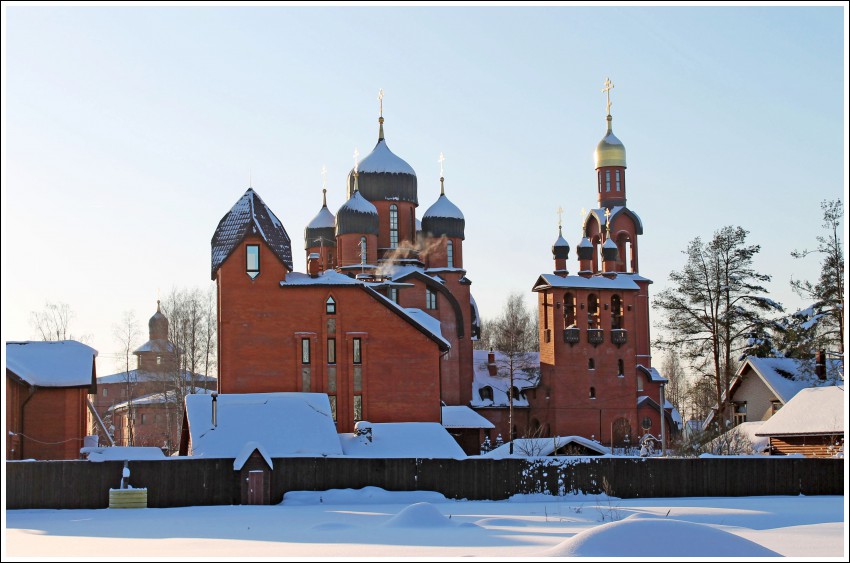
[
  {"x1": 441, "y1": 406, "x2": 495, "y2": 429},
  {"x1": 532, "y1": 272, "x2": 652, "y2": 292},
  {"x1": 470, "y1": 349, "x2": 540, "y2": 408},
  {"x1": 184, "y1": 393, "x2": 343, "y2": 458},
  {"x1": 211, "y1": 188, "x2": 293, "y2": 280},
  {"x1": 755, "y1": 385, "x2": 845, "y2": 437},
  {"x1": 482, "y1": 436, "x2": 610, "y2": 458},
  {"x1": 6, "y1": 340, "x2": 97, "y2": 389},
  {"x1": 110, "y1": 388, "x2": 213, "y2": 412},
  {"x1": 81, "y1": 446, "x2": 167, "y2": 462},
  {"x1": 705, "y1": 421, "x2": 770, "y2": 455},
  {"x1": 339, "y1": 422, "x2": 466, "y2": 459},
  {"x1": 133, "y1": 338, "x2": 175, "y2": 355},
  {"x1": 97, "y1": 368, "x2": 216, "y2": 385}
]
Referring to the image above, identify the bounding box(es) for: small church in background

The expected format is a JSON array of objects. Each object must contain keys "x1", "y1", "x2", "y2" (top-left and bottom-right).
[{"x1": 208, "y1": 83, "x2": 679, "y2": 455}]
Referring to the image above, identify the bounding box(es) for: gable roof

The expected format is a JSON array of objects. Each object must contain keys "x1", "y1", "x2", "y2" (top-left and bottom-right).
[
  {"x1": 184, "y1": 392, "x2": 342, "y2": 458},
  {"x1": 470, "y1": 349, "x2": 540, "y2": 408},
  {"x1": 532, "y1": 272, "x2": 651, "y2": 292},
  {"x1": 441, "y1": 405, "x2": 495, "y2": 429},
  {"x1": 233, "y1": 441, "x2": 274, "y2": 471},
  {"x1": 339, "y1": 422, "x2": 466, "y2": 459},
  {"x1": 211, "y1": 188, "x2": 293, "y2": 280},
  {"x1": 482, "y1": 436, "x2": 611, "y2": 458},
  {"x1": 97, "y1": 368, "x2": 216, "y2": 385},
  {"x1": 755, "y1": 385, "x2": 845, "y2": 437},
  {"x1": 6, "y1": 340, "x2": 97, "y2": 389}
]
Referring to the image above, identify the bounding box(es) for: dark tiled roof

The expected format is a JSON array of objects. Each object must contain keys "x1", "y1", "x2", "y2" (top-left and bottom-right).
[{"x1": 211, "y1": 188, "x2": 293, "y2": 279}]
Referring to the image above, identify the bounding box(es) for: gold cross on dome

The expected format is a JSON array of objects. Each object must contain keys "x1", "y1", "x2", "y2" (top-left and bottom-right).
[
  {"x1": 321, "y1": 165, "x2": 328, "y2": 189},
  {"x1": 378, "y1": 88, "x2": 384, "y2": 117},
  {"x1": 557, "y1": 206, "x2": 564, "y2": 229},
  {"x1": 579, "y1": 207, "x2": 587, "y2": 219},
  {"x1": 353, "y1": 148, "x2": 359, "y2": 173},
  {"x1": 438, "y1": 152, "x2": 445, "y2": 177},
  {"x1": 602, "y1": 77, "x2": 614, "y2": 115},
  {"x1": 604, "y1": 207, "x2": 612, "y2": 235}
]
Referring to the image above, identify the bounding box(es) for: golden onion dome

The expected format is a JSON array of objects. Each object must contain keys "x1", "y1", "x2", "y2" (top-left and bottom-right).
[{"x1": 594, "y1": 115, "x2": 627, "y2": 169}]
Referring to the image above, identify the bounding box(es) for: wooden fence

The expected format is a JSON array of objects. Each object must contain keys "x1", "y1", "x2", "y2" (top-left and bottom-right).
[{"x1": 6, "y1": 456, "x2": 843, "y2": 509}]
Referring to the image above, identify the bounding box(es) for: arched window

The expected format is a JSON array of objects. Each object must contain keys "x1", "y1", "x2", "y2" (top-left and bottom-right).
[
  {"x1": 479, "y1": 386, "x2": 493, "y2": 402},
  {"x1": 511, "y1": 386, "x2": 521, "y2": 401},
  {"x1": 447, "y1": 240, "x2": 454, "y2": 268},
  {"x1": 360, "y1": 236, "x2": 367, "y2": 265},
  {"x1": 617, "y1": 359, "x2": 624, "y2": 376},
  {"x1": 389, "y1": 204, "x2": 399, "y2": 249},
  {"x1": 589, "y1": 387, "x2": 596, "y2": 399},
  {"x1": 611, "y1": 294, "x2": 622, "y2": 329},
  {"x1": 588, "y1": 294, "x2": 599, "y2": 328},
  {"x1": 588, "y1": 358, "x2": 595, "y2": 370},
  {"x1": 615, "y1": 170, "x2": 621, "y2": 191},
  {"x1": 326, "y1": 296, "x2": 336, "y2": 314},
  {"x1": 564, "y1": 292, "x2": 576, "y2": 327}
]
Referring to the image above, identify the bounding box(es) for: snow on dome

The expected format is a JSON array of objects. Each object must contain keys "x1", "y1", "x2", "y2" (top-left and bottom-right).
[
  {"x1": 339, "y1": 190, "x2": 378, "y2": 215},
  {"x1": 603, "y1": 237, "x2": 618, "y2": 248},
  {"x1": 422, "y1": 194, "x2": 464, "y2": 220},
  {"x1": 421, "y1": 194, "x2": 465, "y2": 239},
  {"x1": 554, "y1": 233, "x2": 569, "y2": 247},
  {"x1": 336, "y1": 190, "x2": 379, "y2": 236},
  {"x1": 356, "y1": 139, "x2": 416, "y2": 175},
  {"x1": 307, "y1": 205, "x2": 335, "y2": 229},
  {"x1": 578, "y1": 237, "x2": 593, "y2": 248}
]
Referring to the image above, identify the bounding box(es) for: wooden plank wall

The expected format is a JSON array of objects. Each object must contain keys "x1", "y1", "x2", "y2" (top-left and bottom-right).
[{"x1": 6, "y1": 456, "x2": 844, "y2": 510}]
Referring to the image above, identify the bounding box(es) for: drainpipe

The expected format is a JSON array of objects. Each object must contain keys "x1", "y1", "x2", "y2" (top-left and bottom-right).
[
  {"x1": 659, "y1": 382, "x2": 666, "y2": 456},
  {"x1": 19, "y1": 386, "x2": 38, "y2": 459}
]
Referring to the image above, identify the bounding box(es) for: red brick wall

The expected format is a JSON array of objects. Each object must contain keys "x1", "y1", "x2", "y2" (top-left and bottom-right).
[{"x1": 11, "y1": 384, "x2": 88, "y2": 460}]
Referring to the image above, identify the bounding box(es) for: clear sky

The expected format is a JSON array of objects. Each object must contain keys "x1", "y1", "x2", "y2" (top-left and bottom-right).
[{"x1": 2, "y1": 3, "x2": 847, "y2": 376}]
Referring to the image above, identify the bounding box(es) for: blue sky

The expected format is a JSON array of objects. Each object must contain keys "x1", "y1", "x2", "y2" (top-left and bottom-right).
[{"x1": 2, "y1": 4, "x2": 846, "y2": 374}]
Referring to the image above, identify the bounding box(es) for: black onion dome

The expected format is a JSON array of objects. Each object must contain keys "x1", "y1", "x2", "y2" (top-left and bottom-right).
[
  {"x1": 422, "y1": 192, "x2": 465, "y2": 240},
  {"x1": 602, "y1": 236, "x2": 619, "y2": 261},
  {"x1": 304, "y1": 191, "x2": 337, "y2": 250},
  {"x1": 347, "y1": 124, "x2": 417, "y2": 204},
  {"x1": 149, "y1": 300, "x2": 169, "y2": 340},
  {"x1": 552, "y1": 227, "x2": 570, "y2": 260},
  {"x1": 335, "y1": 189, "x2": 379, "y2": 236},
  {"x1": 577, "y1": 237, "x2": 594, "y2": 260}
]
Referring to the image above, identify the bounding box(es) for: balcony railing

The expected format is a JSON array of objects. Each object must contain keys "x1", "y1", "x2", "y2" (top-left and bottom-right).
[
  {"x1": 587, "y1": 329, "x2": 604, "y2": 346},
  {"x1": 611, "y1": 329, "x2": 628, "y2": 347},
  {"x1": 563, "y1": 327, "x2": 580, "y2": 345}
]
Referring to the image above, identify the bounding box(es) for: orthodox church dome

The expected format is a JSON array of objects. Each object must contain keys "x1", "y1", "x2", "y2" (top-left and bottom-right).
[
  {"x1": 336, "y1": 188, "x2": 379, "y2": 236},
  {"x1": 552, "y1": 227, "x2": 570, "y2": 260},
  {"x1": 594, "y1": 115, "x2": 627, "y2": 169},
  {"x1": 421, "y1": 179, "x2": 465, "y2": 239},
  {"x1": 149, "y1": 301, "x2": 169, "y2": 340},
  {"x1": 305, "y1": 189, "x2": 337, "y2": 249},
  {"x1": 347, "y1": 117, "x2": 418, "y2": 204}
]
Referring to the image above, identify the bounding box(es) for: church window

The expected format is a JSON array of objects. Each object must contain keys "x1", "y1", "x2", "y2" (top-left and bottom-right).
[
  {"x1": 589, "y1": 387, "x2": 596, "y2": 399},
  {"x1": 642, "y1": 417, "x2": 652, "y2": 430},
  {"x1": 353, "y1": 395, "x2": 363, "y2": 423},
  {"x1": 390, "y1": 204, "x2": 399, "y2": 248},
  {"x1": 479, "y1": 386, "x2": 493, "y2": 402},
  {"x1": 637, "y1": 374, "x2": 644, "y2": 392},
  {"x1": 564, "y1": 292, "x2": 576, "y2": 327},
  {"x1": 511, "y1": 386, "x2": 521, "y2": 401},
  {"x1": 447, "y1": 240, "x2": 454, "y2": 268},
  {"x1": 598, "y1": 171, "x2": 603, "y2": 193},
  {"x1": 615, "y1": 170, "x2": 621, "y2": 191},
  {"x1": 327, "y1": 338, "x2": 336, "y2": 364},
  {"x1": 156, "y1": 356, "x2": 161, "y2": 365},
  {"x1": 360, "y1": 237, "x2": 367, "y2": 265},
  {"x1": 246, "y1": 245, "x2": 260, "y2": 279},
  {"x1": 588, "y1": 358, "x2": 595, "y2": 370},
  {"x1": 426, "y1": 289, "x2": 438, "y2": 310},
  {"x1": 301, "y1": 338, "x2": 311, "y2": 364},
  {"x1": 389, "y1": 287, "x2": 398, "y2": 303},
  {"x1": 326, "y1": 296, "x2": 336, "y2": 314},
  {"x1": 611, "y1": 294, "x2": 622, "y2": 329},
  {"x1": 141, "y1": 414, "x2": 147, "y2": 425},
  {"x1": 353, "y1": 338, "x2": 362, "y2": 364},
  {"x1": 102, "y1": 388, "x2": 108, "y2": 397},
  {"x1": 617, "y1": 359, "x2": 624, "y2": 377},
  {"x1": 605, "y1": 170, "x2": 611, "y2": 192},
  {"x1": 588, "y1": 294, "x2": 599, "y2": 328},
  {"x1": 329, "y1": 396, "x2": 337, "y2": 421}
]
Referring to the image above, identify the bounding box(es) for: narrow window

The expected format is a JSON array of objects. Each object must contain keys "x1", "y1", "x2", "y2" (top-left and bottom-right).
[
  {"x1": 588, "y1": 294, "x2": 599, "y2": 328},
  {"x1": 588, "y1": 358, "x2": 595, "y2": 370},
  {"x1": 329, "y1": 396, "x2": 337, "y2": 421},
  {"x1": 389, "y1": 204, "x2": 399, "y2": 249},
  {"x1": 447, "y1": 240, "x2": 454, "y2": 268},
  {"x1": 426, "y1": 289, "x2": 437, "y2": 310},
  {"x1": 511, "y1": 386, "x2": 520, "y2": 401},
  {"x1": 637, "y1": 374, "x2": 644, "y2": 392},
  {"x1": 388, "y1": 287, "x2": 398, "y2": 303},
  {"x1": 102, "y1": 388, "x2": 108, "y2": 397},
  {"x1": 611, "y1": 294, "x2": 622, "y2": 329},
  {"x1": 353, "y1": 338, "x2": 362, "y2": 364},
  {"x1": 327, "y1": 338, "x2": 336, "y2": 364},
  {"x1": 353, "y1": 395, "x2": 363, "y2": 423},
  {"x1": 617, "y1": 359, "x2": 624, "y2": 376},
  {"x1": 598, "y1": 171, "x2": 602, "y2": 193},
  {"x1": 156, "y1": 356, "x2": 162, "y2": 365},
  {"x1": 326, "y1": 296, "x2": 336, "y2": 314},
  {"x1": 301, "y1": 338, "x2": 311, "y2": 364},
  {"x1": 141, "y1": 413, "x2": 147, "y2": 425},
  {"x1": 564, "y1": 292, "x2": 576, "y2": 327},
  {"x1": 605, "y1": 170, "x2": 611, "y2": 192},
  {"x1": 615, "y1": 170, "x2": 621, "y2": 191},
  {"x1": 642, "y1": 416, "x2": 652, "y2": 430},
  {"x1": 246, "y1": 244, "x2": 260, "y2": 279},
  {"x1": 589, "y1": 387, "x2": 596, "y2": 399},
  {"x1": 410, "y1": 208, "x2": 415, "y2": 240},
  {"x1": 360, "y1": 236, "x2": 367, "y2": 265}
]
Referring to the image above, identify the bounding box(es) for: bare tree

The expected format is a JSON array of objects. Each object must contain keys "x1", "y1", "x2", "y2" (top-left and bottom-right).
[
  {"x1": 113, "y1": 310, "x2": 140, "y2": 446},
  {"x1": 661, "y1": 351, "x2": 687, "y2": 422},
  {"x1": 491, "y1": 292, "x2": 539, "y2": 454},
  {"x1": 30, "y1": 301, "x2": 74, "y2": 341}
]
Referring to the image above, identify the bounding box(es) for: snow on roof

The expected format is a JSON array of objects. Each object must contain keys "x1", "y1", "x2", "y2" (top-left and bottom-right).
[
  {"x1": 740, "y1": 356, "x2": 843, "y2": 404},
  {"x1": 211, "y1": 188, "x2": 293, "y2": 279},
  {"x1": 338, "y1": 189, "x2": 378, "y2": 215},
  {"x1": 306, "y1": 205, "x2": 335, "y2": 229},
  {"x1": 422, "y1": 194, "x2": 464, "y2": 220},
  {"x1": 402, "y1": 308, "x2": 449, "y2": 348},
  {"x1": 339, "y1": 423, "x2": 465, "y2": 459},
  {"x1": 756, "y1": 385, "x2": 845, "y2": 437},
  {"x1": 81, "y1": 446, "x2": 167, "y2": 462},
  {"x1": 705, "y1": 421, "x2": 770, "y2": 455},
  {"x1": 637, "y1": 364, "x2": 668, "y2": 383},
  {"x1": 533, "y1": 273, "x2": 652, "y2": 291},
  {"x1": 355, "y1": 139, "x2": 416, "y2": 175},
  {"x1": 6, "y1": 340, "x2": 97, "y2": 388},
  {"x1": 483, "y1": 436, "x2": 610, "y2": 458},
  {"x1": 133, "y1": 339, "x2": 175, "y2": 354},
  {"x1": 97, "y1": 368, "x2": 216, "y2": 385},
  {"x1": 283, "y1": 269, "x2": 363, "y2": 286},
  {"x1": 233, "y1": 441, "x2": 274, "y2": 471},
  {"x1": 470, "y1": 349, "x2": 540, "y2": 408},
  {"x1": 441, "y1": 406, "x2": 494, "y2": 429},
  {"x1": 185, "y1": 393, "x2": 343, "y2": 458},
  {"x1": 110, "y1": 388, "x2": 212, "y2": 411}
]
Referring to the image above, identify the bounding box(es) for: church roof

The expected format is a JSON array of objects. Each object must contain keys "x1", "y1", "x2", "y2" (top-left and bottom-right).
[
  {"x1": 584, "y1": 206, "x2": 644, "y2": 235},
  {"x1": 532, "y1": 273, "x2": 652, "y2": 292},
  {"x1": 347, "y1": 128, "x2": 418, "y2": 204},
  {"x1": 595, "y1": 114, "x2": 627, "y2": 169},
  {"x1": 335, "y1": 190, "x2": 379, "y2": 236},
  {"x1": 134, "y1": 338, "x2": 175, "y2": 355},
  {"x1": 211, "y1": 188, "x2": 293, "y2": 280},
  {"x1": 422, "y1": 193, "x2": 465, "y2": 239}
]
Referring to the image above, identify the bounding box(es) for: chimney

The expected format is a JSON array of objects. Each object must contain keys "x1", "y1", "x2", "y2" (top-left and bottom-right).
[
  {"x1": 211, "y1": 392, "x2": 218, "y2": 427},
  {"x1": 815, "y1": 350, "x2": 826, "y2": 380},
  {"x1": 307, "y1": 252, "x2": 321, "y2": 278},
  {"x1": 487, "y1": 350, "x2": 497, "y2": 376}
]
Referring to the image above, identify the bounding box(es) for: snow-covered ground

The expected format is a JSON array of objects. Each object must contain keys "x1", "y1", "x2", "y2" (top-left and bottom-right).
[{"x1": 4, "y1": 488, "x2": 846, "y2": 558}]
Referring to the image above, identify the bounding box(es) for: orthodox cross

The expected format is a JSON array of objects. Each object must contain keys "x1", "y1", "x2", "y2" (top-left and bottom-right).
[
  {"x1": 438, "y1": 152, "x2": 445, "y2": 177},
  {"x1": 321, "y1": 165, "x2": 328, "y2": 190},
  {"x1": 602, "y1": 77, "x2": 614, "y2": 115},
  {"x1": 378, "y1": 88, "x2": 384, "y2": 117},
  {"x1": 557, "y1": 206, "x2": 564, "y2": 229},
  {"x1": 353, "y1": 147, "x2": 359, "y2": 173},
  {"x1": 604, "y1": 207, "x2": 612, "y2": 236}
]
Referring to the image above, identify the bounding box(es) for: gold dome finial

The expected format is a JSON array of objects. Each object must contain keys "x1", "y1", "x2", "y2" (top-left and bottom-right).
[
  {"x1": 594, "y1": 78, "x2": 627, "y2": 169},
  {"x1": 602, "y1": 77, "x2": 614, "y2": 117},
  {"x1": 353, "y1": 147, "x2": 360, "y2": 191}
]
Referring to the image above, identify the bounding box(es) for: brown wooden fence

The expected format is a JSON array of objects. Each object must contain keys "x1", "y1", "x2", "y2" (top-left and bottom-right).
[{"x1": 5, "y1": 456, "x2": 843, "y2": 509}]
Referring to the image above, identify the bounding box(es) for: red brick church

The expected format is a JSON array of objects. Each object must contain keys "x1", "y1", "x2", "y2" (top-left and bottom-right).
[{"x1": 211, "y1": 85, "x2": 677, "y2": 454}]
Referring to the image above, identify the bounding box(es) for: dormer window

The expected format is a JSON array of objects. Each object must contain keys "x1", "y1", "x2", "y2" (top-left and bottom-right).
[
  {"x1": 246, "y1": 245, "x2": 260, "y2": 279},
  {"x1": 326, "y1": 296, "x2": 336, "y2": 314}
]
